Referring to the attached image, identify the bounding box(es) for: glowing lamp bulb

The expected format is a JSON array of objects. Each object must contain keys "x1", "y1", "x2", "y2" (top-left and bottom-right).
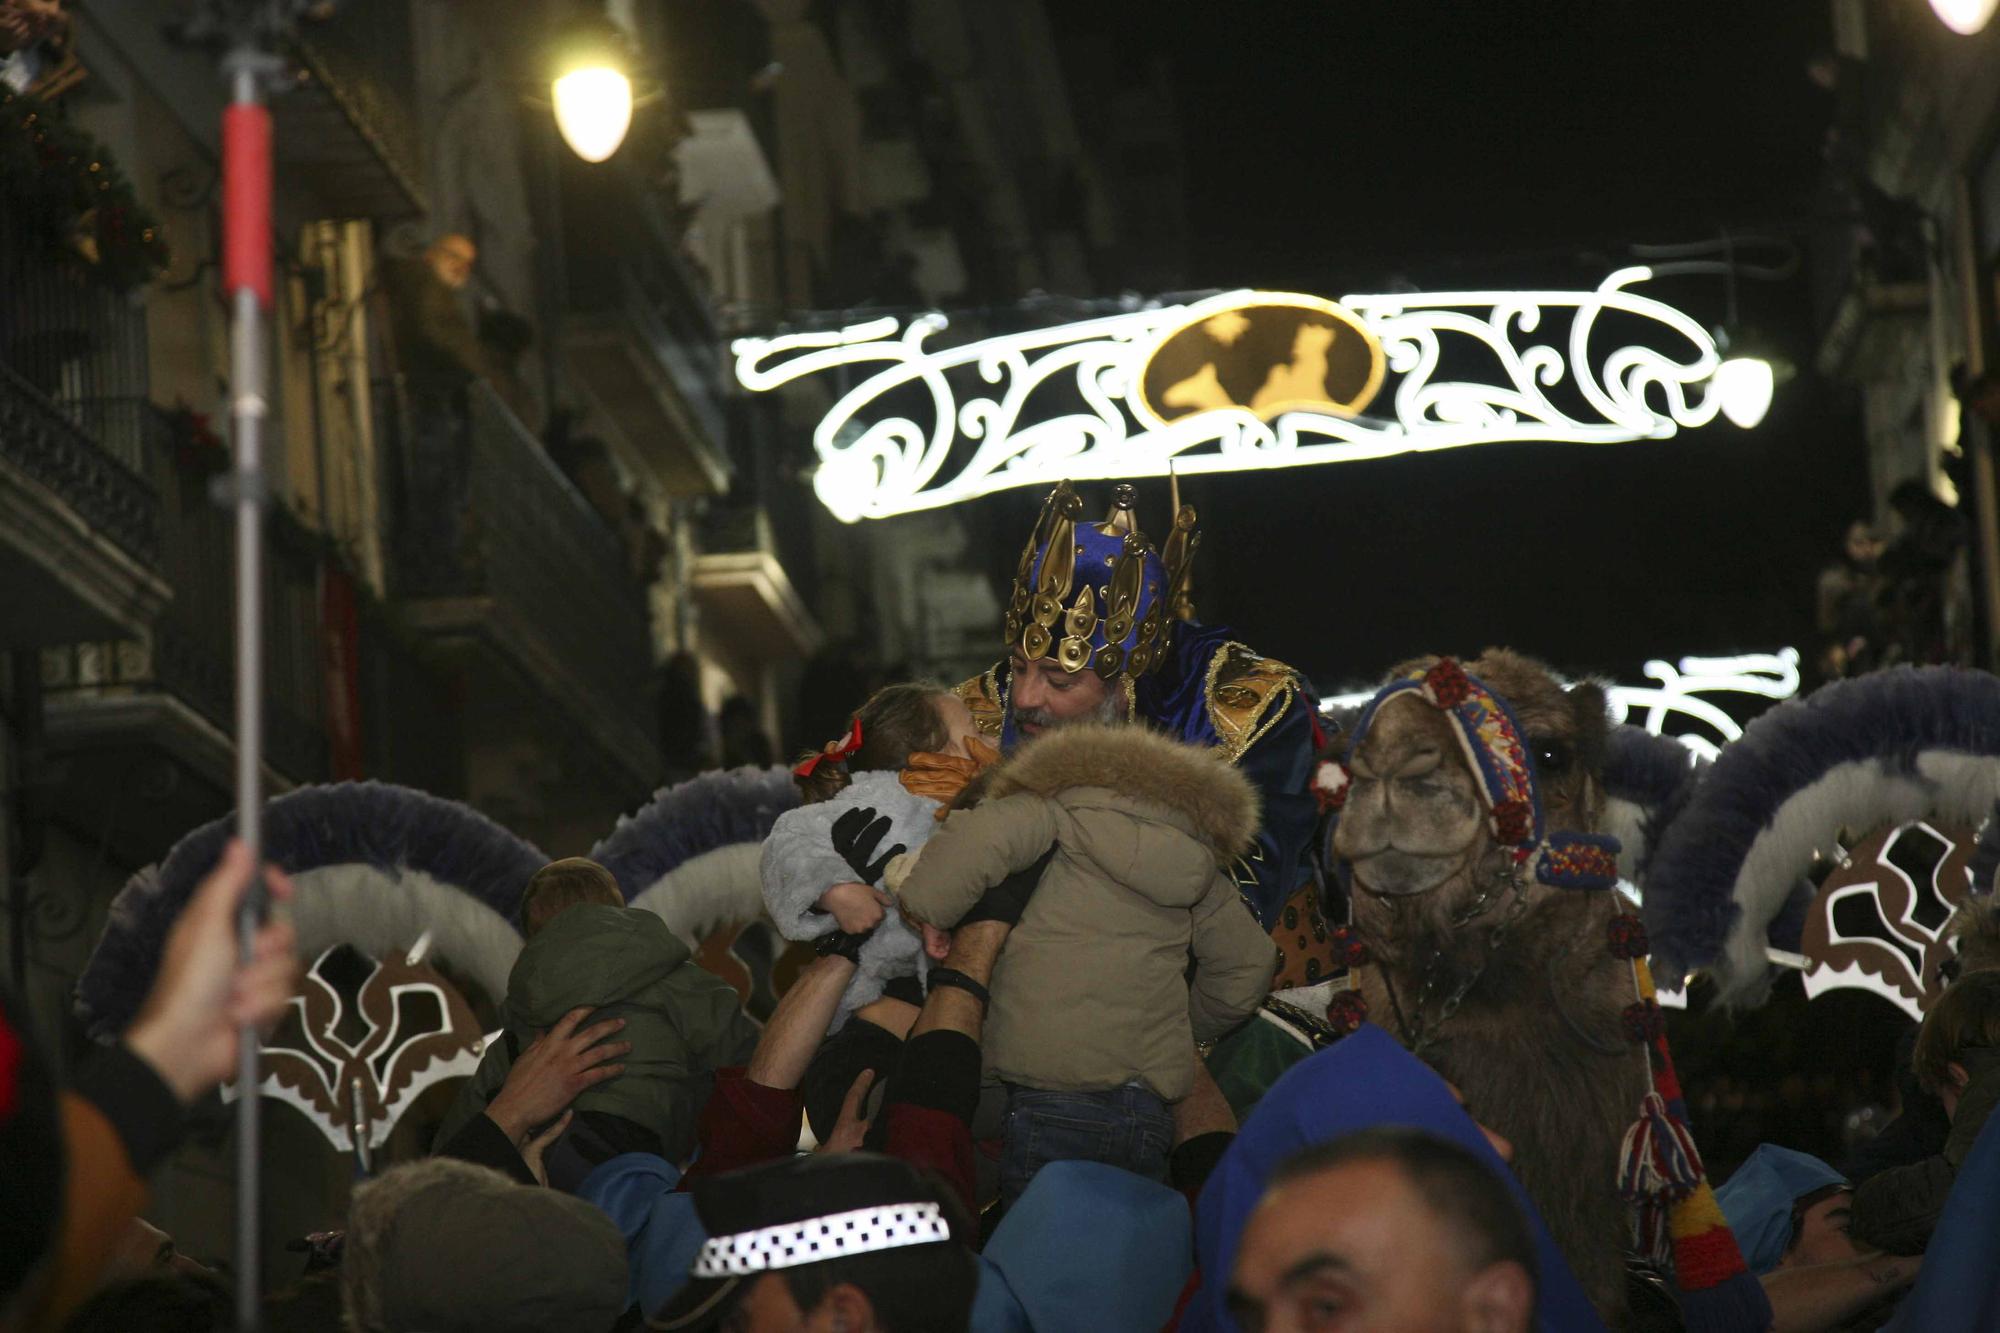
[
  {"x1": 552, "y1": 66, "x2": 633, "y2": 163},
  {"x1": 1931, "y1": 0, "x2": 1999, "y2": 33},
  {"x1": 1713, "y1": 356, "x2": 1775, "y2": 429}
]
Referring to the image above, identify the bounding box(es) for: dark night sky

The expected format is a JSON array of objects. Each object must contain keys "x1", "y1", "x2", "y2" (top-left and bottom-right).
[{"x1": 958, "y1": 1, "x2": 1874, "y2": 692}]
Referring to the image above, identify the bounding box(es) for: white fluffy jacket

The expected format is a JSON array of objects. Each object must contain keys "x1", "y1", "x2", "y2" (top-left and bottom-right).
[{"x1": 759, "y1": 771, "x2": 938, "y2": 1027}]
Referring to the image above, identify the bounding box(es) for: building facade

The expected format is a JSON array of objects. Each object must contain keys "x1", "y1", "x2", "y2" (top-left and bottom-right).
[
  {"x1": 0, "y1": 0, "x2": 1178, "y2": 1282},
  {"x1": 1812, "y1": 0, "x2": 2000, "y2": 666}
]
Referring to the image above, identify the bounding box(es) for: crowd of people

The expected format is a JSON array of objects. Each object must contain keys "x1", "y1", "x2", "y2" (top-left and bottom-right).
[{"x1": 7, "y1": 482, "x2": 2000, "y2": 1333}]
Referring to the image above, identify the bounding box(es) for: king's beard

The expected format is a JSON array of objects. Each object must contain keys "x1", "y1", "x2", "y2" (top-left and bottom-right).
[{"x1": 1011, "y1": 683, "x2": 1128, "y2": 733}]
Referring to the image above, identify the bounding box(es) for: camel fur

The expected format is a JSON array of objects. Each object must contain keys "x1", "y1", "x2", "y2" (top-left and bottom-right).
[{"x1": 1334, "y1": 648, "x2": 1649, "y2": 1325}]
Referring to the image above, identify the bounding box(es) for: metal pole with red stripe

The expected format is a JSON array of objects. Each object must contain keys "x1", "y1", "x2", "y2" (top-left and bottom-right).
[{"x1": 221, "y1": 38, "x2": 277, "y2": 1333}]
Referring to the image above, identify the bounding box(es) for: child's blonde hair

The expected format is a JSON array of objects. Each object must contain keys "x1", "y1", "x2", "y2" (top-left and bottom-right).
[{"x1": 518, "y1": 857, "x2": 623, "y2": 938}]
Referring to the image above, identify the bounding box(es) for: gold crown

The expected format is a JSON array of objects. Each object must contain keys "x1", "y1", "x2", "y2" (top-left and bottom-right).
[{"x1": 1002, "y1": 482, "x2": 1198, "y2": 678}]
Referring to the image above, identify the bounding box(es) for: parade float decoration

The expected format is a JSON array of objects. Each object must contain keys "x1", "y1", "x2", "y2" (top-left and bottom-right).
[
  {"x1": 733, "y1": 270, "x2": 1773, "y2": 522},
  {"x1": 225, "y1": 941, "x2": 488, "y2": 1163},
  {"x1": 1797, "y1": 821, "x2": 1976, "y2": 1020},
  {"x1": 77, "y1": 774, "x2": 793, "y2": 1156},
  {"x1": 1643, "y1": 667, "x2": 2000, "y2": 1010}
]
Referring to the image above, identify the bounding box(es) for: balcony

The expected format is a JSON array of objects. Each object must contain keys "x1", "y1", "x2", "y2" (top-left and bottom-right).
[
  {"x1": 388, "y1": 385, "x2": 660, "y2": 795},
  {"x1": 279, "y1": 0, "x2": 427, "y2": 220},
  {"x1": 39, "y1": 436, "x2": 331, "y2": 866},
  {"x1": 78, "y1": 0, "x2": 423, "y2": 225},
  {"x1": 691, "y1": 503, "x2": 822, "y2": 674},
  {"x1": 562, "y1": 165, "x2": 733, "y2": 498},
  {"x1": 0, "y1": 217, "x2": 168, "y2": 646}
]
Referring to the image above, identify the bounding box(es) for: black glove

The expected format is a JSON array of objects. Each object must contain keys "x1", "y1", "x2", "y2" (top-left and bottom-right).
[
  {"x1": 814, "y1": 927, "x2": 874, "y2": 963},
  {"x1": 959, "y1": 845, "x2": 1057, "y2": 928},
  {"x1": 832, "y1": 806, "x2": 905, "y2": 885}
]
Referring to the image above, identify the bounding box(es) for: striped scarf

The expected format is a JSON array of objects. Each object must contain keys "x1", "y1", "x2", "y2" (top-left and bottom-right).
[{"x1": 1617, "y1": 958, "x2": 1770, "y2": 1332}]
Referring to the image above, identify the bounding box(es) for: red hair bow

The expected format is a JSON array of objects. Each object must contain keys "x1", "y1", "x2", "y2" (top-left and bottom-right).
[{"x1": 794, "y1": 717, "x2": 865, "y2": 778}]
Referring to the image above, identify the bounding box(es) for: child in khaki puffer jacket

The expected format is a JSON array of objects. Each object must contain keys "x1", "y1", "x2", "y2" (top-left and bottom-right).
[{"x1": 892, "y1": 722, "x2": 1276, "y2": 1206}]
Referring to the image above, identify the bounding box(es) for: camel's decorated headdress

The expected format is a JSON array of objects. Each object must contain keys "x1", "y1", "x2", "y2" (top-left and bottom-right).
[
  {"x1": 1316, "y1": 657, "x2": 1620, "y2": 890},
  {"x1": 1003, "y1": 481, "x2": 1197, "y2": 679}
]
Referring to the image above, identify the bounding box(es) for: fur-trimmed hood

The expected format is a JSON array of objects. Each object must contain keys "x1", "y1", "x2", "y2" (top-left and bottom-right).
[{"x1": 985, "y1": 723, "x2": 1260, "y2": 862}]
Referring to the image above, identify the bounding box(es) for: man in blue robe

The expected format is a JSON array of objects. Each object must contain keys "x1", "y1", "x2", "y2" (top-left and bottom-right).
[{"x1": 952, "y1": 481, "x2": 1332, "y2": 986}]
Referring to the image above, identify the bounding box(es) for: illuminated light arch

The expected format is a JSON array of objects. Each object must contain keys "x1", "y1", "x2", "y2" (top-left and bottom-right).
[{"x1": 733, "y1": 267, "x2": 1753, "y2": 523}]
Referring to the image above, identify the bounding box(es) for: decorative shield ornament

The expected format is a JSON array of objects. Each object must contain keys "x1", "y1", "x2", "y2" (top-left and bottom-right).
[
  {"x1": 226, "y1": 943, "x2": 486, "y2": 1154},
  {"x1": 1800, "y1": 821, "x2": 1977, "y2": 1020}
]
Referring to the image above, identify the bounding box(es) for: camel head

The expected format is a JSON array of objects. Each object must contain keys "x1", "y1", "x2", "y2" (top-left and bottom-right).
[{"x1": 1332, "y1": 649, "x2": 1609, "y2": 969}]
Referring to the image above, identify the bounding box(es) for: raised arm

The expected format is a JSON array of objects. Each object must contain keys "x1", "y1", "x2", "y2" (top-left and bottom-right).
[
  {"x1": 747, "y1": 952, "x2": 859, "y2": 1091},
  {"x1": 895, "y1": 794, "x2": 1059, "y2": 929}
]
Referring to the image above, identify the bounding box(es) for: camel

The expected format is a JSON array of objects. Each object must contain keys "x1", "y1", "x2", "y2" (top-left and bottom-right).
[{"x1": 1330, "y1": 649, "x2": 1650, "y2": 1325}]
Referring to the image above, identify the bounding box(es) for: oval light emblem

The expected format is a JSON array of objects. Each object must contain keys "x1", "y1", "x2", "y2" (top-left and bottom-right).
[{"x1": 1133, "y1": 292, "x2": 1385, "y2": 428}]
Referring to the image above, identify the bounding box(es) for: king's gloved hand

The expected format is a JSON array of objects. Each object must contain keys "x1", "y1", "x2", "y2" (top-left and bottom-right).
[{"x1": 831, "y1": 806, "x2": 905, "y2": 885}]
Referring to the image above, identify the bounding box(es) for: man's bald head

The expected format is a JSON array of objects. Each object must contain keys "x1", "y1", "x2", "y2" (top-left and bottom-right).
[{"x1": 1229, "y1": 1128, "x2": 1538, "y2": 1333}]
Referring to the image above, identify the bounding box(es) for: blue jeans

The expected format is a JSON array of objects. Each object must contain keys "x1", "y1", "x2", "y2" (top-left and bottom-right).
[{"x1": 998, "y1": 1083, "x2": 1173, "y2": 1208}]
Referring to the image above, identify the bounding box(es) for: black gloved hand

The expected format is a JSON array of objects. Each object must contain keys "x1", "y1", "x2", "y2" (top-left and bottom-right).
[
  {"x1": 832, "y1": 806, "x2": 905, "y2": 885},
  {"x1": 959, "y1": 846, "x2": 1057, "y2": 928},
  {"x1": 814, "y1": 927, "x2": 874, "y2": 963}
]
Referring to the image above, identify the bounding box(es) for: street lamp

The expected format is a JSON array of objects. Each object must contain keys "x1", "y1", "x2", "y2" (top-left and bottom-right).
[
  {"x1": 550, "y1": 13, "x2": 636, "y2": 163},
  {"x1": 1713, "y1": 356, "x2": 1776, "y2": 429},
  {"x1": 1931, "y1": 0, "x2": 1999, "y2": 34}
]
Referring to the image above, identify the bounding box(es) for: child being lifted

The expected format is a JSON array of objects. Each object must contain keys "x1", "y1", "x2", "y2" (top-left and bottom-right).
[{"x1": 891, "y1": 721, "x2": 1276, "y2": 1206}]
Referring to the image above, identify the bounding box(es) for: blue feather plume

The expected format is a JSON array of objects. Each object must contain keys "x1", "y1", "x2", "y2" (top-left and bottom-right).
[
  {"x1": 1643, "y1": 666, "x2": 2000, "y2": 991},
  {"x1": 590, "y1": 765, "x2": 800, "y2": 898},
  {"x1": 1602, "y1": 725, "x2": 1704, "y2": 879},
  {"x1": 75, "y1": 782, "x2": 546, "y2": 1039}
]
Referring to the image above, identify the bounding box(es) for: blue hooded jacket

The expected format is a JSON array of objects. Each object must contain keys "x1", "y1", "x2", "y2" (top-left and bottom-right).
[
  {"x1": 1182, "y1": 1023, "x2": 1604, "y2": 1332},
  {"x1": 1712, "y1": 1144, "x2": 1848, "y2": 1276}
]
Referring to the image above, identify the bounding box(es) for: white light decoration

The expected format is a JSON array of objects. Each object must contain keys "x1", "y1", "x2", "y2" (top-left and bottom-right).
[
  {"x1": 1713, "y1": 356, "x2": 1776, "y2": 429},
  {"x1": 1931, "y1": 0, "x2": 1999, "y2": 34},
  {"x1": 1602, "y1": 647, "x2": 1801, "y2": 762},
  {"x1": 734, "y1": 269, "x2": 1763, "y2": 523},
  {"x1": 1323, "y1": 647, "x2": 1800, "y2": 761},
  {"x1": 553, "y1": 66, "x2": 634, "y2": 163}
]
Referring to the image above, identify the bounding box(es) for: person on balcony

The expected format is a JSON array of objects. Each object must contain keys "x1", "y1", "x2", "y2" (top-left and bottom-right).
[{"x1": 382, "y1": 233, "x2": 488, "y2": 594}]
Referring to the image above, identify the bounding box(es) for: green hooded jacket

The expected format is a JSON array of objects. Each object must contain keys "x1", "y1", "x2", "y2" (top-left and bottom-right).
[{"x1": 433, "y1": 906, "x2": 760, "y2": 1163}]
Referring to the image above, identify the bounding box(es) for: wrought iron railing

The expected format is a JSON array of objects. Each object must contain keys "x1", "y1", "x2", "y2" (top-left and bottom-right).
[
  {"x1": 0, "y1": 366, "x2": 160, "y2": 566},
  {"x1": 0, "y1": 211, "x2": 152, "y2": 468},
  {"x1": 41, "y1": 441, "x2": 331, "y2": 784},
  {"x1": 290, "y1": 0, "x2": 426, "y2": 213},
  {"x1": 469, "y1": 385, "x2": 653, "y2": 721},
  {"x1": 386, "y1": 384, "x2": 655, "y2": 741},
  {"x1": 0, "y1": 206, "x2": 161, "y2": 564},
  {"x1": 618, "y1": 246, "x2": 732, "y2": 455}
]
